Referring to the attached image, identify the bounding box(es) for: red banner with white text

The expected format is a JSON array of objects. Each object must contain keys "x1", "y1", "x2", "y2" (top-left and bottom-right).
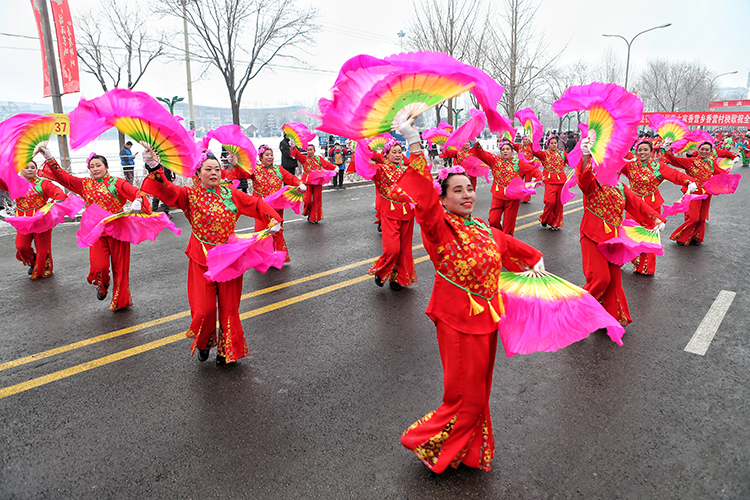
[
  {"x1": 640, "y1": 112, "x2": 750, "y2": 127},
  {"x1": 30, "y1": 0, "x2": 52, "y2": 98},
  {"x1": 49, "y1": 0, "x2": 79, "y2": 94}
]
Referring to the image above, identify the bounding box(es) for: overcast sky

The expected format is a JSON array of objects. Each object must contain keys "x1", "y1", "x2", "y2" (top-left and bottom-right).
[{"x1": 1, "y1": 0, "x2": 748, "y2": 113}]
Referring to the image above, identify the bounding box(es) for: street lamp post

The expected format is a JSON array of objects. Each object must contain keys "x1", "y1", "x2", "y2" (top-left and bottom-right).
[
  {"x1": 708, "y1": 71, "x2": 738, "y2": 101},
  {"x1": 602, "y1": 23, "x2": 672, "y2": 90}
]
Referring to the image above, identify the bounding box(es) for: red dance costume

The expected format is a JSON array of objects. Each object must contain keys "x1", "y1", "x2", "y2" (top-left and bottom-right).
[
  {"x1": 244, "y1": 164, "x2": 301, "y2": 262},
  {"x1": 397, "y1": 157, "x2": 542, "y2": 473},
  {"x1": 622, "y1": 154, "x2": 694, "y2": 274},
  {"x1": 367, "y1": 153, "x2": 418, "y2": 287},
  {"x1": 576, "y1": 158, "x2": 665, "y2": 325},
  {"x1": 532, "y1": 149, "x2": 568, "y2": 229},
  {"x1": 142, "y1": 168, "x2": 279, "y2": 362},
  {"x1": 0, "y1": 176, "x2": 65, "y2": 279},
  {"x1": 663, "y1": 149, "x2": 736, "y2": 245},
  {"x1": 439, "y1": 144, "x2": 481, "y2": 189},
  {"x1": 291, "y1": 149, "x2": 337, "y2": 222},
  {"x1": 513, "y1": 142, "x2": 536, "y2": 202},
  {"x1": 473, "y1": 145, "x2": 541, "y2": 235},
  {"x1": 41, "y1": 159, "x2": 150, "y2": 310}
]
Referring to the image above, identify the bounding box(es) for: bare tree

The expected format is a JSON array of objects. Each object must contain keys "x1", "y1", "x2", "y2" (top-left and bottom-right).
[
  {"x1": 75, "y1": 0, "x2": 165, "y2": 147},
  {"x1": 590, "y1": 47, "x2": 624, "y2": 85},
  {"x1": 405, "y1": 0, "x2": 491, "y2": 126},
  {"x1": 75, "y1": 0, "x2": 165, "y2": 91},
  {"x1": 541, "y1": 60, "x2": 590, "y2": 131},
  {"x1": 634, "y1": 59, "x2": 714, "y2": 112},
  {"x1": 157, "y1": 0, "x2": 319, "y2": 125},
  {"x1": 480, "y1": 0, "x2": 560, "y2": 119}
]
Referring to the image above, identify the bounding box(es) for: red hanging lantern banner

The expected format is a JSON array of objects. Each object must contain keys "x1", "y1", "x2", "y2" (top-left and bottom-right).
[
  {"x1": 49, "y1": 0, "x2": 80, "y2": 94},
  {"x1": 30, "y1": 0, "x2": 52, "y2": 98}
]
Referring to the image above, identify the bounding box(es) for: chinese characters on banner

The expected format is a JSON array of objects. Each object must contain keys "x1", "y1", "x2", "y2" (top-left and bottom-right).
[
  {"x1": 29, "y1": 0, "x2": 79, "y2": 97},
  {"x1": 640, "y1": 112, "x2": 750, "y2": 127},
  {"x1": 49, "y1": 0, "x2": 80, "y2": 94},
  {"x1": 30, "y1": 0, "x2": 51, "y2": 98}
]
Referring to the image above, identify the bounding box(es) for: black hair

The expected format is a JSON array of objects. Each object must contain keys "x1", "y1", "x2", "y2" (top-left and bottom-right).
[
  {"x1": 196, "y1": 153, "x2": 219, "y2": 173},
  {"x1": 438, "y1": 172, "x2": 472, "y2": 197},
  {"x1": 89, "y1": 155, "x2": 109, "y2": 168},
  {"x1": 636, "y1": 140, "x2": 654, "y2": 152},
  {"x1": 27, "y1": 160, "x2": 38, "y2": 168},
  {"x1": 125, "y1": 141, "x2": 133, "y2": 146}
]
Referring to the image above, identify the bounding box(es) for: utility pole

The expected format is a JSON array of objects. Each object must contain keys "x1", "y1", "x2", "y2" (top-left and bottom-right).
[
  {"x1": 182, "y1": 0, "x2": 195, "y2": 130},
  {"x1": 37, "y1": 0, "x2": 71, "y2": 171}
]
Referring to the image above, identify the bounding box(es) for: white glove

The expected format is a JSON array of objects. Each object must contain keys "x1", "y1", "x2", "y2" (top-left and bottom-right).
[
  {"x1": 663, "y1": 138, "x2": 673, "y2": 149},
  {"x1": 229, "y1": 152, "x2": 238, "y2": 166},
  {"x1": 397, "y1": 116, "x2": 420, "y2": 148},
  {"x1": 297, "y1": 184, "x2": 307, "y2": 192},
  {"x1": 580, "y1": 137, "x2": 591, "y2": 156},
  {"x1": 686, "y1": 182, "x2": 697, "y2": 194},
  {"x1": 35, "y1": 144, "x2": 53, "y2": 160},
  {"x1": 130, "y1": 199, "x2": 142, "y2": 212},
  {"x1": 268, "y1": 223, "x2": 282, "y2": 234},
  {"x1": 141, "y1": 149, "x2": 160, "y2": 168},
  {"x1": 654, "y1": 222, "x2": 666, "y2": 232},
  {"x1": 532, "y1": 256, "x2": 545, "y2": 273}
]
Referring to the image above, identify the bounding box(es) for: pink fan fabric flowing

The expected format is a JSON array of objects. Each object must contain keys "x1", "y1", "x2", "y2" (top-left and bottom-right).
[
  {"x1": 77, "y1": 203, "x2": 181, "y2": 247},
  {"x1": 264, "y1": 186, "x2": 303, "y2": 214},
  {"x1": 444, "y1": 109, "x2": 486, "y2": 149},
  {"x1": 422, "y1": 127, "x2": 450, "y2": 148},
  {"x1": 68, "y1": 88, "x2": 199, "y2": 177},
  {"x1": 354, "y1": 140, "x2": 376, "y2": 179},
  {"x1": 5, "y1": 194, "x2": 84, "y2": 235},
  {"x1": 204, "y1": 232, "x2": 287, "y2": 282},
  {"x1": 460, "y1": 156, "x2": 490, "y2": 182},
  {"x1": 437, "y1": 120, "x2": 454, "y2": 132},
  {"x1": 283, "y1": 122, "x2": 316, "y2": 149},
  {"x1": 318, "y1": 51, "x2": 506, "y2": 139},
  {"x1": 206, "y1": 124, "x2": 257, "y2": 173},
  {"x1": 566, "y1": 123, "x2": 588, "y2": 170},
  {"x1": 553, "y1": 83, "x2": 643, "y2": 186},
  {"x1": 515, "y1": 108, "x2": 543, "y2": 152},
  {"x1": 306, "y1": 169, "x2": 337, "y2": 186},
  {"x1": 498, "y1": 285, "x2": 625, "y2": 357},
  {"x1": 597, "y1": 220, "x2": 663, "y2": 266},
  {"x1": 661, "y1": 193, "x2": 708, "y2": 217},
  {"x1": 560, "y1": 170, "x2": 578, "y2": 205},
  {"x1": 672, "y1": 130, "x2": 713, "y2": 153},
  {"x1": 704, "y1": 173, "x2": 740, "y2": 195},
  {"x1": 504, "y1": 176, "x2": 539, "y2": 199}
]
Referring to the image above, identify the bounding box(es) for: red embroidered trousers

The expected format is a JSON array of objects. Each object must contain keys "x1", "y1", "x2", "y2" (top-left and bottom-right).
[
  {"x1": 16, "y1": 229, "x2": 53, "y2": 279},
  {"x1": 401, "y1": 321, "x2": 496, "y2": 473},
  {"x1": 670, "y1": 196, "x2": 711, "y2": 245},
  {"x1": 581, "y1": 236, "x2": 631, "y2": 326},
  {"x1": 302, "y1": 184, "x2": 324, "y2": 222},
  {"x1": 367, "y1": 215, "x2": 416, "y2": 286},
  {"x1": 539, "y1": 183, "x2": 564, "y2": 228},
  {"x1": 88, "y1": 236, "x2": 133, "y2": 311}
]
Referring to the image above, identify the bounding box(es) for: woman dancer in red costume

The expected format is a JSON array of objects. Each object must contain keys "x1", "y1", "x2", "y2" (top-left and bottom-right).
[
  {"x1": 141, "y1": 151, "x2": 281, "y2": 365},
  {"x1": 439, "y1": 140, "x2": 481, "y2": 189},
  {"x1": 396, "y1": 119, "x2": 544, "y2": 473},
  {"x1": 39, "y1": 147, "x2": 151, "y2": 310},
  {"x1": 532, "y1": 135, "x2": 568, "y2": 230},
  {"x1": 576, "y1": 139, "x2": 666, "y2": 326},
  {"x1": 367, "y1": 138, "x2": 417, "y2": 290},
  {"x1": 662, "y1": 139, "x2": 736, "y2": 246},
  {"x1": 0, "y1": 158, "x2": 66, "y2": 279},
  {"x1": 513, "y1": 135, "x2": 537, "y2": 203},
  {"x1": 243, "y1": 145, "x2": 304, "y2": 262},
  {"x1": 473, "y1": 141, "x2": 541, "y2": 235},
  {"x1": 291, "y1": 144, "x2": 337, "y2": 223},
  {"x1": 622, "y1": 139, "x2": 696, "y2": 274}
]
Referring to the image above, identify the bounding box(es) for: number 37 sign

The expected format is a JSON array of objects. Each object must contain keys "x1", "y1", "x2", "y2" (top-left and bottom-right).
[{"x1": 45, "y1": 113, "x2": 70, "y2": 135}]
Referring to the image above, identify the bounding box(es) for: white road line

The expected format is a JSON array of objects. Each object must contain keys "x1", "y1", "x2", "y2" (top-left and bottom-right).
[{"x1": 684, "y1": 290, "x2": 736, "y2": 356}]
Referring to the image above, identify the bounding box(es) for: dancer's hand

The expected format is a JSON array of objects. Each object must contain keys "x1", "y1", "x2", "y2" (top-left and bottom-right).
[
  {"x1": 297, "y1": 184, "x2": 307, "y2": 192},
  {"x1": 532, "y1": 256, "x2": 545, "y2": 273},
  {"x1": 687, "y1": 182, "x2": 697, "y2": 194},
  {"x1": 129, "y1": 199, "x2": 142, "y2": 212},
  {"x1": 654, "y1": 222, "x2": 666, "y2": 232},
  {"x1": 580, "y1": 138, "x2": 591, "y2": 156},
  {"x1": 663, "y1": 138, "x2": 673, "y2": 149},
  {"x1": 397, "y1": 116, "x2": 421, "y2": 149},
  {"x1": 140, "y1": 142, "x2": 160, "y2": 168},
  {"x1": 35, "y1": 144, "x2": 54, "y2": 160},
  {"x1": 268, "y1": 223, "x2": 282, "y2": 234}
]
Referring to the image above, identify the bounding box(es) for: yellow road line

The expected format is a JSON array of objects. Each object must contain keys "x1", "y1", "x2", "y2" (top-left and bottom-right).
[
  {"x1": 516, "y1": 198, "x2": 582, "y2": 221},
  {"x1": 516, "y1": 206, "x2": 583, "y2": 231},
  {"x1": 0, "y1": 256, "x2": 432, "y2": 400}
]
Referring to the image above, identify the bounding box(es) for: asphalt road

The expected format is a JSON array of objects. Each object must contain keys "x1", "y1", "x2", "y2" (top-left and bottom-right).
[{"x1": 0, "y1": 164, "x2": 748, "y2": 499}]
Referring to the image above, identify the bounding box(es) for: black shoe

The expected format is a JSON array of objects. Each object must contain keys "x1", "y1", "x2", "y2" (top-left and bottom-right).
[
  {"x1": 690, "y1": 240, "x2": 701, "y2": 246},
  {"x1": 377, "y1": 222, "x2": 382, "y2": 233},
  {"x1": 28, "y1": 266, "x2": 34, "y2": 275},
  {"x1": 389, "y1": 281, "x2": 404, "y2": 291},
  {"x1": 197, "y1": 349, "x2": 210, "y2": 362},
  {"x1": 540, "y1": 221, "x2": 547, "y2": 228},
  {"x1": 97, "y1": 290, "x2": 107, "y2": 300},
  {"x1": 216, "y1": 355, "x2": 226, "y2": 366},
  {"x1": 374, "y1": 276, "x2": 384, "y2": 287},
  {"x1": 675, "y1": 241, "x2": 685, "y2": 246}
]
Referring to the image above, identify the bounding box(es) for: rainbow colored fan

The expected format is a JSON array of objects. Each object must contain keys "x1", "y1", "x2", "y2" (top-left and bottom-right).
[
  {"x1": 553, "y1": 83, "x2": 643, "y2": 186},
  {"x1": 0, "y1": 114, "x2": 55, "y2": 198},
  {"x1": 367, "y1": 133, "x2": 396, "y2": 152},
  {"x1": 422, "y1": 127, "x2": 450, "y2": 148},
  {"x1": 497, "y1": 270, "x2": 625, "y2": 357},
  {"x1": 206, "y1": 125, "x2": 257, "y2": 174},
  {"x1": 69, "y1": 88, "x2": 199, "y2": 177},
  {"x1": 662, "y1": 193, "x2": 708, "y2": 217},
  {"x1": 264, "y1": 185, "x2": 305, "y2": 214},
  {"x1": 5, "y1": 194, "x2": 84, "y2": 235},
  {"x1": 515, "y1": 108, "x2": 542, "y2": 152},
  {"x1": 204, "y1": 228, "x2": 287, "y2": 282},
  {"x1": 647, "y1": 114, "x2": 689, "y2": 143},
  {"x1": 282, "y1": 122, "x2": 316, "y2": 149},
  {"x1": 317, "y1": 51, "x2": 506, "y2": 140},
  {"x1": 77, "y1": 203, "x2": 181, "y2": 247},
  {"x1": 672, "y1": 129, "x2": 713, "y2": 153},
  {"x1": 597, "y1": 219, "x2": 663, "y2": 266}
]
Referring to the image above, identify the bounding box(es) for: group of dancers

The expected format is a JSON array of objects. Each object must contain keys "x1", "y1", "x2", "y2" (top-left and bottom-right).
[{"x1": 1, "y1": 96, "x2": 741, "y2": 474}]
